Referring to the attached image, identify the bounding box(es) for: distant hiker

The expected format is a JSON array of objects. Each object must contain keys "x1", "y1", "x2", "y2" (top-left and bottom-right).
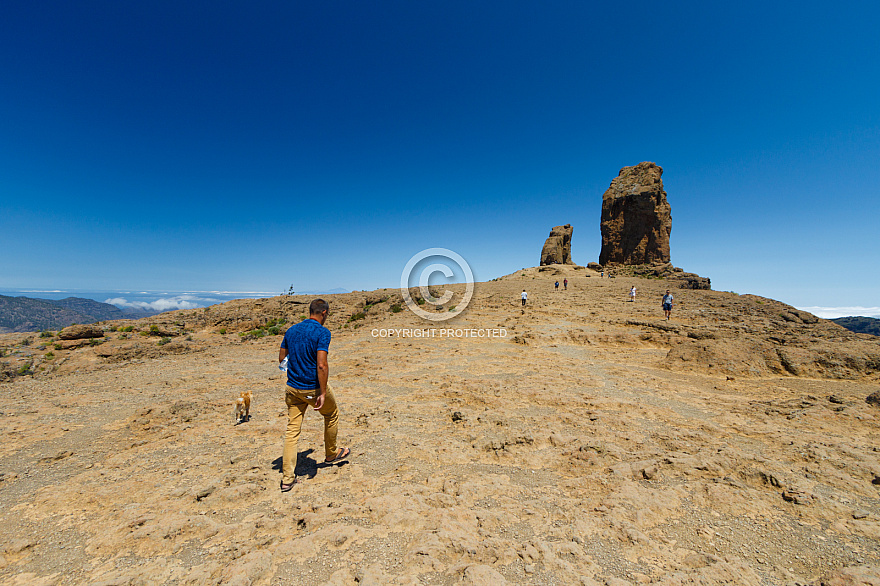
[
  {"x1": 662, "y1": 289, "x2": 674, "y2": 320},
  {"x1": 629, "y1": 286, "x2": 636, "y2": 302},
  {"x1": 555, "y1": 281, "x2": 559, "y2": 291},
  {"x1": 601, "y1": 271, "x2": 604, "y2": 278},
  {"x1": 521, "y1": 290, "x2": 528, "y2": 306},
  {"x1": 563, "y1": 278, "x2": 568, "y2": 290},
  {"x1": 278, "y1": 298, "x2": 350, "y2": 492}
]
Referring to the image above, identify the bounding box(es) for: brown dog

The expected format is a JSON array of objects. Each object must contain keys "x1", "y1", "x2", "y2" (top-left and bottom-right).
[{"x1": 234, "y1": 390, "x2": 252, "y2": 423}]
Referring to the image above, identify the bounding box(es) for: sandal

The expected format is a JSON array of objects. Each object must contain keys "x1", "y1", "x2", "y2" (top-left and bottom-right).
[
  {"x1": 280, "y1": 478, "x2": 300, "y2": 492},
  {"x1": 325, "y1": 447, "x2": 350, "y2": 464}
]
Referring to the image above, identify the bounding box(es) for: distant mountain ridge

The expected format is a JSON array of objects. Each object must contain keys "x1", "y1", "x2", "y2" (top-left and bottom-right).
[
  {"x1": 831, "y1": 316, "x2": 880, "y2": 336},
  {"x1": 0, "y1": 295, "x2": 156, "y2": 333}
]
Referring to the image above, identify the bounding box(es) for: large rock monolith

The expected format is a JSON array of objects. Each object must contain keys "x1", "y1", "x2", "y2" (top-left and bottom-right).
[
  {"x1": 599, "y1": 162, "x2": 671, "y2": 266},
  {"x1": 540, "y1": 224, "x2": 574, "y2": 265}
]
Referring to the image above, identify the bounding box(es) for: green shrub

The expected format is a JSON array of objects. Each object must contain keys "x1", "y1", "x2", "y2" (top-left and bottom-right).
[
  {"x1": 449, "y1": 306, "x2": 456, "y2": 311},
  {"x1": 185, "y1": 335, "x2": 193, "y2": 341},
  {"x1": 219, "y1": 328, "x2": 227, "y2": 335},
  {"x1": 158, "y1": 337, "x2": 171, "y2": 346},
  {"x1": 40, "y1": 330, "x2": 54, "y2": 338},
  {"x1": 54, "y1": 343, "x2": 62, "y2": 350},
  {"x1": 109, "y1": 325, "x2": 118, "y2": 332},
  {"x1": 149, "y1": 325, "x2": 159, "y2": 333},
  {"x1": 267, "y1": 326, "x2": 280, "y2": 336},
  {"x1": 347, "y1": 312, "x2": 366, "y2": 323},
  {"x1": 121, "y1": 325, "x2": 134, "y2": 332},
  {"x1": 416, "y1": 298, "x2": 426, "y2": 306},
  {"x1": 45, "y1": 352, "x2": 55, "y2": 360},
  {"x1": 17, "y1": 363, "x2": 32, "y2": 375},
  {"x1": 241, "y1": 329, "x2": 266, "y2": 339},
  {"x1": 390, "y1": 303, "x2": 403, "y2": 313}
]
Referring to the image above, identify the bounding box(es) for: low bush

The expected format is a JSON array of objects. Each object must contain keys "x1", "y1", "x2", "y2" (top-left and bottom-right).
[
  {"x1": 219, "y1": 328, "x2": 227, "y2": 335},
  {"x1": 54, "y1": 343, "x2": 62, "y2": 350},
  {"x1": 45, "y1": 352, "x2": 55, "y2": 360},
  {"x1": 121, "y1": 325, "x2": 134, "y2": 332},
  {"x1": 158, "y1": 337, "x2": 171, "y2": 346},
  {"x1": 40, "y1": 330, "x2": 54, "y2": 338},
  {"x1": 240, "y1": 329, "x2": 266, "y2": 340},
  {"x1": 347, "y1": 312, "x2": 366, "y2": 323},
  {"x1": 390, "y1": 303, "x2": 403, "y2": 313}
]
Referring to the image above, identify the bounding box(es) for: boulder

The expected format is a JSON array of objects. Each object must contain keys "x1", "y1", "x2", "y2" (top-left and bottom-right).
[
  {"x1": 540, "y1": 224, "x2": 574, "y2": 266},
  {"x1": 599, "y1": 162, "x2": 672, "y2": 266},
  {"x1": 58, "y1": 324, "x2": 104, "y2": 340},
  {"x1": 867, "y1": 391, "x2": 880, "y2": 408},
  {"x1": 676, "y1": 275, "x2": 712, "y2": 290},
  {"x1": 587, "y1": 262, "x2": 602, "y2": 271}
]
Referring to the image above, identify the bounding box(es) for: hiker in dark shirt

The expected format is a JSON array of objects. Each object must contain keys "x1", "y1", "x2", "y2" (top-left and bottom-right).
[{"x1": 278, "y1": 299, "x2": 350, "y2": 491}]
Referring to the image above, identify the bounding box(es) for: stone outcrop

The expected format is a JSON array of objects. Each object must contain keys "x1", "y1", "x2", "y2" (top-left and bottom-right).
[
  {"x1": 540, "y1": 224, "x2": 573, "y2": 266},
  {"x1": 58, "y1": 324, "x2": 104, "y2": 340},
  {"x1": 599, "y1": 162, "x2": 671, "y2": 266}
]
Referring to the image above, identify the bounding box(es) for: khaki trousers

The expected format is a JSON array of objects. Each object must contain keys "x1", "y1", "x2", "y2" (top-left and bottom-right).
[{"x1": 282, "y1": 384, "x2": 339, "y2": 484}]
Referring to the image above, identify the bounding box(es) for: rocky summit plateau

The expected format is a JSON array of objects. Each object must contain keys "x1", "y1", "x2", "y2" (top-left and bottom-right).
[{"x1": 1, "y1": 267, "x2": 879, "y2": 585}]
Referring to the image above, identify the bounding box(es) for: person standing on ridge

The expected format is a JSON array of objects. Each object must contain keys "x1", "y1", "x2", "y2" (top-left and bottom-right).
[
  {"x1": 563, "y1": 278, "x2": 568, "y2": 290},
  {"x1": 629, "y1": 286, "x2": 636, "y2": 302},
  {"x1": 555, "y1": 281, "x2": 559, "y2": 291},
  {"x1": 278, "y1": 299, "x2": 350, "y2": 492},
  {"x1": 521, "y1": 289, "x2": 528, "y2": 306},
  {"x1": 662, "y1": 289, "x2": 674, "y2": 320}
]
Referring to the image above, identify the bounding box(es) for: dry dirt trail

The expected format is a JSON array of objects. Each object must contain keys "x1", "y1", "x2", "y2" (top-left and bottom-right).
[{"x1": 1, "y1": 266, "x2": 878, "y2": 585}]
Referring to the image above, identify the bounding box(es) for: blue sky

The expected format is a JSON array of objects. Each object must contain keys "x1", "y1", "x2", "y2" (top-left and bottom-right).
[{"x1": 1, "y1": 1, "x2": 878, "y2": 316}]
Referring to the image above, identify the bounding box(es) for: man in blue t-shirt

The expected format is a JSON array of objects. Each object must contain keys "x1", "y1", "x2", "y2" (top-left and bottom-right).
[{"x1": 278, "y1": 298, "x2": 349, "y2": 491}]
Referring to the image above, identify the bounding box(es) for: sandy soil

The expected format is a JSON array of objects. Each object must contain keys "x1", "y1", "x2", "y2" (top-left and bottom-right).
[{"x1": 1, "y1": 266, "x2": 878, "y2": 585}]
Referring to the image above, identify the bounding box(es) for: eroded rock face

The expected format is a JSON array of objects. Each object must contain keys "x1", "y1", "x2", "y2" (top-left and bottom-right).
[
  {"x1": 540, "y1": 224, "x2": 573, "y2": 265},
  {"x1": 599, "y1": 162, "x2": 671, "y2": 266}
]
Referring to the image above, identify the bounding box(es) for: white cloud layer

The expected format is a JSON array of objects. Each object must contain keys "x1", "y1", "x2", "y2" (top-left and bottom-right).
[
  {"x1": 797, "y1": 306, "x2": 880, "y2": 319},
  {"x1": 106, "y1": 295, "x2": 217, "y2": 312}
]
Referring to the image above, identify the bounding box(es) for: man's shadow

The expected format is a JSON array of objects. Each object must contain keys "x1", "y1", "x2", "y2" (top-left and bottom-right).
[{"x1": 271, "y1": 449, "x2": 348, "y2": 480}]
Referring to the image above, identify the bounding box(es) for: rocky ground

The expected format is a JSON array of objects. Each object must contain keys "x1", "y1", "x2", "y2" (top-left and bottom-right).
[{"x1": 1, "y1": 265, "x2": 879, "y2": 585}]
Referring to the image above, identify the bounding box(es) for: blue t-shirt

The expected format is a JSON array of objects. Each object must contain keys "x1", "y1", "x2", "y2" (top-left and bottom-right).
[{"x1": 281, "y1": 319, "x2": 331, "y2": 390}]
